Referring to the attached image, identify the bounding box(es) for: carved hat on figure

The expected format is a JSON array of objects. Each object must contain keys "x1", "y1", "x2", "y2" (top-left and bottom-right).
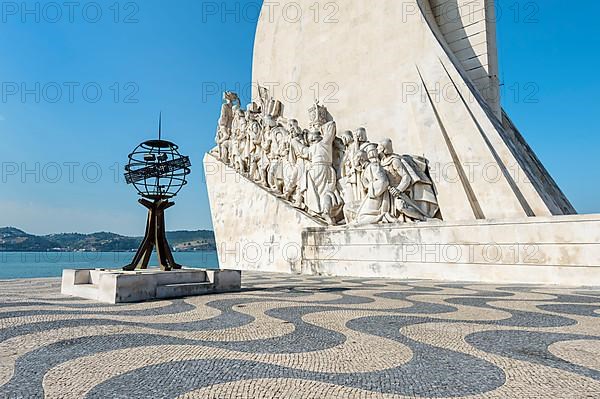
[
  {"x1": 341, "y1": 130, "x2": 354, "y2": 146},
  {"x1": 363, "y1": 143, "x2": 380, "y2": 161},
  {"x1": 378, "y1": 138, "x2": 394, "y2": 156},
  {"x1": 354, "y1": 128, "x2": 367, "y2": 142},
  {"x1": 308, "y1": 101, "x2": 330, "y2": 128}
]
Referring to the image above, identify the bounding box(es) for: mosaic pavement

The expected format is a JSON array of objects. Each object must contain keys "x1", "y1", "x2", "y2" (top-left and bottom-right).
[{"x1": 1, "y1": 272, "x2": 599, "y2": 398}]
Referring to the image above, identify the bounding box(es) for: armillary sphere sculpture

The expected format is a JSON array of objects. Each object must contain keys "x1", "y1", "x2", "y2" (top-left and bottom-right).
[{"x1": 123, "y1": 116, "x2": 191, "y2": 271}]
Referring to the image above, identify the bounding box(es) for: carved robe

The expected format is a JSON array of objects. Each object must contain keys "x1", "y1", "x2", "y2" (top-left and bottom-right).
[
  {"x1": 246, "y1": 118, "x2": 262, "y2": 181},
  {"x1": 267, "y1": 127, "x2": 287, "y2": 191},
  {"x1": 303, "y1": 121, "x2": 342, "y2": 215},
  {"x1": 381, "y1": 154, "x2": 439, "y2": 220},
  {"x1": 356, "y1": 161, "x2": 392, "y2": 225},
  {"x1": 287, "y1": 136, "x2": 308, "y2": 205},
  {"x1": 230, "y1": 113, "x2": 243, "y2": 166},
  {"x1": 236, "y1": 118, "x2": 247, "y2": 164},
  {"x1": 332, "y1": 137, "x2": 345, "y2": 181}
]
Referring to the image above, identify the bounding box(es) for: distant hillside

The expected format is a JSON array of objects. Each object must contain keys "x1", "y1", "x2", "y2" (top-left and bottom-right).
[
  {"x1": 0, "y1": 227, "x2": 215, "y2": 252},
  {"x1": 0, "y1": 227, "x2": 59, "y2": 251},
  {"x1": 45, "y1": 232, "x2": 141, "y2": 252}
]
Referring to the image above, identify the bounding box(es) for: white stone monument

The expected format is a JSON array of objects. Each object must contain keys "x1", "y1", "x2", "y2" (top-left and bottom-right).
[{"x1": 205, "y1": 0, "x2": 600, "y2": 285}]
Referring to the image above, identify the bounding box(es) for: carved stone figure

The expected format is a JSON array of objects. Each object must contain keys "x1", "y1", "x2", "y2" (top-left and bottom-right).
[
  {"x1": 258, "y1": 84, "x2": 284, "y2": 119},
  {"x1": 216, "y1": 91, "x2": 239, "y2": 163},
  {"x1": 378, "y1": 138, "x2": 440, "y2": 221},
  {"x1": 338, "y1": 131, "x2": 354, "y2": 194},
  {"x1": 230, "y1": 107, "x2": 246, "y2": 173},
  {"x1": 282, "y1": 119, "x2": 303, "y2": 202},
  {"x1": 356, "y1": 143, "x2": 393, "y2": 225},
  {"x1": 351, "y1": 127, "x2": 369, "y2": 201},
  {"x1": 246, "y1": 103, "x2": 262, "y2": 182},
  {"x1": 332, "y1": 135, "x2": 345, "y2": 181},
  {"x1": 215, "y1": 125, "x2": 230, "y2": 164},
  {"x1": 289, "y1": 124, "x2": 309, "y2": 208},
  {"x1": 302, "y1": 103, "x2": 343, "y2": 224},
  {"x1": 353, "y1": 128, "x2": 369, "y2": 151},
  {"x1": 343, "y1": 149, "x2": 369, "y2": 224},
  {"x1": 337, "y1": 131, "x2": 356, "y2": 223},
  {"x1": 212, "y1": 91, "x2": 441, "y2": 227},
  {"x1": 268, "y1": 123, "x2": 289, "y2": 194},
  {"x1": 259, "y1": 115, "x2": 276, "y2": 186}
]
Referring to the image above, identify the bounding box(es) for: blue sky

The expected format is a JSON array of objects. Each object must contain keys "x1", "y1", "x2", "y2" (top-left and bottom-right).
[{"x1": 0, "y1": 0, "x2": 597, "y2": 235}]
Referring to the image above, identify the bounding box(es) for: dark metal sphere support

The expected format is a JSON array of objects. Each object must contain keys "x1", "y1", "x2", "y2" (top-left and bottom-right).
[
  {"x1": 123, "y1": 119, "x2": 191, "y2": 272},
  {"x1": 123, "y1": 198, "x2": 182, "y2": 271}
]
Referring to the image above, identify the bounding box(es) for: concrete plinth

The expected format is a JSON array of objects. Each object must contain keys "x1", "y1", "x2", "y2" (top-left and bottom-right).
[
  {"x1": 302, "y1": 214, "x2": 600, "y2": 286},
  {"x1": 61, "y1": 268, "x2": 241, "y2": 304}
]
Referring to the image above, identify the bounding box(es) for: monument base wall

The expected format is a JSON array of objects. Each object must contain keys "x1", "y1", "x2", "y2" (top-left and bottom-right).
[
  {"x1": 302, "y1": 215, "x2": 600, "y2": 286},
  {"x1": 205, "y1": 154, "x2": 599, "y2": 285},
  {"x1": 205, "y1": 154, "x2": 322, "y2": 274}
]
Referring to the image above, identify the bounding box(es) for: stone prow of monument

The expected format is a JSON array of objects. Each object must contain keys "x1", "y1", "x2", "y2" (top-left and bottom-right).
[{"x1": 205, "y1": 0, "x2": 600, "y2": 285}]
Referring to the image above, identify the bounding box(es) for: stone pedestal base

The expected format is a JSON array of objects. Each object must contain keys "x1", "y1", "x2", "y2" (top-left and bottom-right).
[
  {"x1": 61, "y1": 268, "x2": 241, "y2": 304},
  {"x1": 205, "y1": 152, "x2": 599, "y2": 285},
  {"x1": 302, "y1": 214, "x2": 600, "y2": 286}
]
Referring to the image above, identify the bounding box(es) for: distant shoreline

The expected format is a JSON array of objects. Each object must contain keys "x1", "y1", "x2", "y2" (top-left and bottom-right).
[
  {"x1": 0, "y1": 249, "x2": 216, "y2": 253},
  {"x1": 0, "y1": 227, "x2": 216, "y2": 253}
]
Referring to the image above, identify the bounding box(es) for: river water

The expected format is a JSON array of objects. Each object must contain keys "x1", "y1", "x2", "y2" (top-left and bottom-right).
[{"x1": 0, "y1": 251, "x2": 219, "y2": 280}]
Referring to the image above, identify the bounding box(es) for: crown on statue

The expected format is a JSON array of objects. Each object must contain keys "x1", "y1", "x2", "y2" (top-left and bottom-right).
[{"x1": 308, "y1": 101, "x2": 328, "y2": 127}]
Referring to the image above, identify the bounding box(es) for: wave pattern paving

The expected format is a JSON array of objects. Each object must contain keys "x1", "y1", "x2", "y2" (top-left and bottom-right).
[{"x1": 0, "y1": 273, "x2": 599, "y2": 398}]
